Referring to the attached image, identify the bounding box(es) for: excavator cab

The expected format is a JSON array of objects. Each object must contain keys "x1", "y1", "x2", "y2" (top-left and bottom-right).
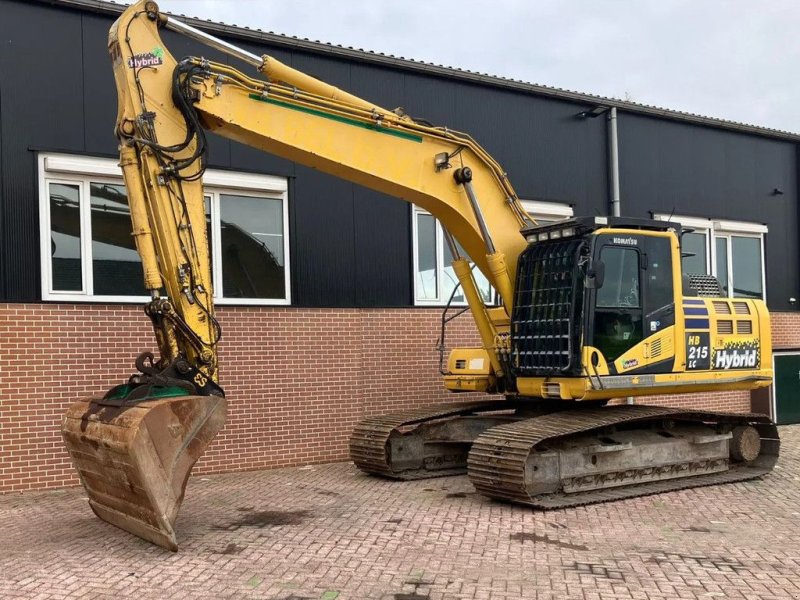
[
  {"x1": 446, "y1": 216, "x2": 772, "y2": 400},
  {"x1": 584, "y1": 222, "x2": 679, "y2": 376},
  {"x1": 513, "y1": 217, "x2": 771, "y2": 398},
  {"x1": 510, "y1": 217, "x2": 680, "y2": 379}
]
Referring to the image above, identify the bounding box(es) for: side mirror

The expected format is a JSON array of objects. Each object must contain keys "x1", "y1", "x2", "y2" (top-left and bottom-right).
[{"x1": 585, "y1": 259, "x2": 605, "y2": 289}]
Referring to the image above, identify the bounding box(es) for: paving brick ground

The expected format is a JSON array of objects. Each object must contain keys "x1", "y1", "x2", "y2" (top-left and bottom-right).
[{"x1": 1, "y1": 425, "x2": 799, "y2": 600}]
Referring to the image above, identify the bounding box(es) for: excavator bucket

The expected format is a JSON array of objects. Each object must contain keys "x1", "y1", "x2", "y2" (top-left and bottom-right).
[{"x1": 61, "y1": 395, "x2": 226, "y2": 551}]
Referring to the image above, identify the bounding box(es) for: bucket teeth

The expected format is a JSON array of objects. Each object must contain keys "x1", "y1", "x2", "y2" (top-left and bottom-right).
[{"x1": 61, "y1": 395, "x2": 227, "y2": 551}]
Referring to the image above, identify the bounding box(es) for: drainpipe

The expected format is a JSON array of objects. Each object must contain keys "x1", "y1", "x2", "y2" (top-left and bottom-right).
[
  {"x1": 608, "y1": 107, "x2": 621, "y2": 217},
  {"x1": 607, "y1": 107, "x2": 632, "y2": 404}
]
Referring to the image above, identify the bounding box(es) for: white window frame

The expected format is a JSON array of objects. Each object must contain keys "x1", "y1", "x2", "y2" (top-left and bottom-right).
[
  {"x1": 654, "y1": 213, "x2": 767, "y2": 300},
  {"x1": 412, "y1": 206, "x2": 460, "y2": 306},
  {"x1": 39, "y1": 153, "x2": 290, "y2": 305},
  {"x1": 412, "y1": 200, "x2": 573, "y2": 306}
]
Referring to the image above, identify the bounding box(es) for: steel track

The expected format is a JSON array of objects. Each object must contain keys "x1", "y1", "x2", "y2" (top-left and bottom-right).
[
  {"x1": 467, "y1": 405, "x2": 780, "y2": 508},
  {"x1": 349, "y1": 400, "x2": 516, "y2": 479},
  {"x1": 351, "y1": 403, "x2": 779, "y2": 507}
]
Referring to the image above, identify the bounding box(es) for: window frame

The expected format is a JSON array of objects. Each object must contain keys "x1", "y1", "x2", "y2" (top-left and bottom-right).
[
  {"x1": 38, "y1": 153, "x2": 291, "y2": 305},
  {"x1": 595, "y1": 244, "x2": 642, "y2": 309},
  {"x1": 411, "y1": 200, "x2": 574, "y2": 306},
  {"x1": 412, "y1": 206, "x2": 455, "y2": 306},
  {"x1": 43, "y1": 177, "x2": 88, "y2": 296},
  {"x1": 654, "y1": 213, "x2": 767, "y2": 301}
]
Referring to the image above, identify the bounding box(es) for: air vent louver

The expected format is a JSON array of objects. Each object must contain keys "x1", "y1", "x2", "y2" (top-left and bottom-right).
[{"x1": 650, "y1": 338, "x2": 663, "y2": 358}]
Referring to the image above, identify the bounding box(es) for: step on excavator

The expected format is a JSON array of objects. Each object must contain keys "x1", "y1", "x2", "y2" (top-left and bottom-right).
[{"x1": 62, "y1": 0, "x2": 779, "y2": 550}]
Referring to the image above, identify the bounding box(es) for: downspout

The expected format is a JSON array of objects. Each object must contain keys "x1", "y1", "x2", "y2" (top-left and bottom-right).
[
  {"x1": 607, "y1": 107, "x2": 632, "y2": 405},
  {"x1": 607, "y1": 106, "x2": 621, "y2": 217}
]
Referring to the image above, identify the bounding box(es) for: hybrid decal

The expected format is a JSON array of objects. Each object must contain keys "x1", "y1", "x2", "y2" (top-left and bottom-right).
[
  {"x1": 621, "y1": 358, "x2": 639, "y2": 370},
  {"x1": 128, "y1": 47, "x2": 165, "y2": 68},
  {"x1": 686, "y1": 332, "x2": 710, "y2": 371},
  {"x1": 712, "y1": 340, "x2": 760, "y2": 370}
]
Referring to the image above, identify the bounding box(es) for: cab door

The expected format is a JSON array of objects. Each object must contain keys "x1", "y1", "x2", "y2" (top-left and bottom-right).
[{"x1": 587, "y1": 233, "x2": 676, "y2": 374}]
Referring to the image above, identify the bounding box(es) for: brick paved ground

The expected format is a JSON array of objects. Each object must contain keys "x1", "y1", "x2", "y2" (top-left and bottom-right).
[{"x1": 1, "y1": 426, "x2": 799, "y2": 600}]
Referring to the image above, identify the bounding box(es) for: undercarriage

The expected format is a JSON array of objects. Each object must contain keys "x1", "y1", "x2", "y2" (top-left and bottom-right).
[{"x1": 350, "y1": 401, "x2": 779, "y2": 508}]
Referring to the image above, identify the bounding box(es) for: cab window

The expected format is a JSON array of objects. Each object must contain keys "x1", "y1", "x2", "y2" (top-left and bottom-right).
[
  {"x1": 593, "y1": 245, "x2": 643, "y2": 362},
  {"x1": 596, "y1": 246, "x2": 640, "y2": 308}
]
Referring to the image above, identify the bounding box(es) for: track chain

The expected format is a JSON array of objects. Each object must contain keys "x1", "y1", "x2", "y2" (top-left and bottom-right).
[
  {"x1": 349, "y1": 400, "x2": 515, "y2": 479},
  {"x1": 467, "y1": 404, "x2": 780, "y2": 509}
]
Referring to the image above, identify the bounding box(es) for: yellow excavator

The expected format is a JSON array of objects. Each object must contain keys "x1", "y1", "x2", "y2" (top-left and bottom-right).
[{"x1": 62, "y1": 0, "x2": 779, "y2": 550}]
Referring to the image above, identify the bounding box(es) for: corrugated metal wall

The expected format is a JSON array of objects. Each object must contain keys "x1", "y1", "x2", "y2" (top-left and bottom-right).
[
  {"x1": 0, "y1": 0, "x2": 797, "y2": 311},
  {"x1": 618, "y1": 113, "x2": 799, "y2": 310},
  {"x1": 0, "y1": 83, "x2": 4, "y2": 299}
]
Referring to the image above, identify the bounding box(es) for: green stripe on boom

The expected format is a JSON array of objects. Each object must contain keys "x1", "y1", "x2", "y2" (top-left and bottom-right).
[{"x1": 248, "y1": 94, "x2": 423, "y2": 143}]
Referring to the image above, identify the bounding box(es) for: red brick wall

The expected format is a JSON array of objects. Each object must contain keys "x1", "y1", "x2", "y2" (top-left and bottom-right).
[
  {"x1": 0, "y1": 304, "x2": 482, "y2": 492},
  {"x1": 1, "y1": 305, "x2": 797, "y2": 492},
  {"x1": 771, "y1": 311, "x2": 800, "y2": 349}
]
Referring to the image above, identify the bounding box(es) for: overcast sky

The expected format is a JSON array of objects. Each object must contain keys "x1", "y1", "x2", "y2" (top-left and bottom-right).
[{"x1": 154, "y1": 0, "x2": 800, "y2": 133}]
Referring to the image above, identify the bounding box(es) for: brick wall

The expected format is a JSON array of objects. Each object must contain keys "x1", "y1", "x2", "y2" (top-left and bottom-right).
[
  {"x1": 0, "y1": 304, "x2": 482, "y2": 492},
  {"x1": 1, "y1": 305, "x2": 797, "y2": 492}
]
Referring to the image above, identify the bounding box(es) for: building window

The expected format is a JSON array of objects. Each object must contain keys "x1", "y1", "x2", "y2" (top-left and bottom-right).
[
  {"x1": 412, "y1": 200, "x2": 573, "y2": 306},
  {"x1": 654, "y1": 214, "x2": 767, "y2": 300},
  {"x1": 39, "y1": 153, "x2": 290, "y2": 305},
  {"x1": 413, "y1": 207, "x2": 493, "y2": 305}
]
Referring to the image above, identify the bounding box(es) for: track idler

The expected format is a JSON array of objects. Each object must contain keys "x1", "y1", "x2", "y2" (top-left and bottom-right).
[{"x1": 62, "y1": 394, "x2": 226, "y2": 551}]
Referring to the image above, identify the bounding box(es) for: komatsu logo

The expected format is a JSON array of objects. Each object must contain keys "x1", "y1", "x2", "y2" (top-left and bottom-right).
[
  {"x1": 127, "y1": 47, "x2": 164, "y2": 69},
  {"x1": 712, "y1": 340, "x2": 760, "y2": 370},
  {"x1": 612, "y1": 237, "x2": 638, "y2": 246}
]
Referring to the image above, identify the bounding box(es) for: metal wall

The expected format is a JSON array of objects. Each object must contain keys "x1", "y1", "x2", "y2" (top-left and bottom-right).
[
  {"x1": 618, "y1": 113, "x2": 799, "y2": 311},
  {"x1": 0, "y1": 0, "x2": 797, "y2": 311}
]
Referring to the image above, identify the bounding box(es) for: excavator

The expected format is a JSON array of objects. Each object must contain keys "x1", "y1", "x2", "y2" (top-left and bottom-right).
[{"x1": 61, "y1": 0, "x2": 780, "y2": 551}]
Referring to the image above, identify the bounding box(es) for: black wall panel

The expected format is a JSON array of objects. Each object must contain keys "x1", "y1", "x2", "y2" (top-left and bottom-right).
[
  {"x1": 447, "y1": 81, "x2": 608, "y2": 215},
  {"x1": 290, "y1": 166, "x2": 356, "y2": 306},
  {"x1": 350, "y1": 63, "x2": 406, "y2": 110},
  {"x1": 0, "y1": 1, "x2": 86, "y2": 301},
  {"x1": 352, "y1": 187, "x2": 411, "y2": 307},
  {"x1": 81, "y1": 12, "x2": 122, "y2": 158},
  {"x1": 0, "y1": 84, "x2": 4, "y2": 298},
  {"x1": 619, "y1": 113, "x2": 799, "y2": 310},
  {"x1": 0, "y1": 0, "x2": 797, "y2": 312},
  {"x1": 401, "y1": 72, "x2": 457, "y2": 127}
]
